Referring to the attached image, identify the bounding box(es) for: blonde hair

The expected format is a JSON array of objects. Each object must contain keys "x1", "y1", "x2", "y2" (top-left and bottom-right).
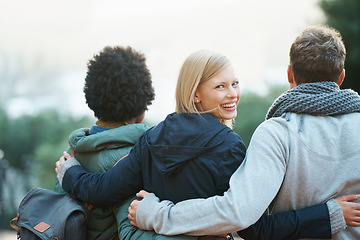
[{"x1": 175, "y1": 49, "x2": 233, "y2": 128}]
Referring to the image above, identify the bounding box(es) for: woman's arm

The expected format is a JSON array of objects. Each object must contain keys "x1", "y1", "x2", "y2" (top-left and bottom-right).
[
  {"x1": 56, "y1": 137, "x2": 145, "y2": 206},
  {"x1": 237, "y1": 203, "x2": 331, "y2": 239}
]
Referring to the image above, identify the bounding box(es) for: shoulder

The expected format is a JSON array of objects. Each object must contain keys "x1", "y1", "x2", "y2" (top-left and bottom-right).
[
  {"x1": 254, "y1": 115, "x2": 291, "y2": 138},
  {"x1": 68, "y1": 128, "x2": 90, "y2": 149},
  {"x1": 161, "y1": 112, "x2": 220, "y2": 128},
  {"x1": 247, "y1": 115, "x2": 294, "y2": 157},
  {"x1": 220, "y1": 124, "x2": 245, "y2": 145},
  {"x1": 98, "y1": 123, "x2": 149, "y2": 144},
  {"x1": 69, "y1": 127, "x2": 89, "y2": 139},
  {"x1": 224, "y1": 130, "x2": 246, "y2": 161},
  {"x1": 111, "y1": 123, "x2": 149, "y2": 135},
  {"x1": 125, "y1": 123, "x2": 149, "y2": 132}
]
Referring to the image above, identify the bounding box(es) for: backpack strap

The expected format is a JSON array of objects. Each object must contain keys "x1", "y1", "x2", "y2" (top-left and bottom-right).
[
  {"x1": 113, "y1": 154, "x2": 128, "y2": 167},
  {"x1": 9, "y1": 213, "x2": 20, "y2": 236},
  {"x1": 70, "y1": 149, "x2": 75, "y2": 158}
]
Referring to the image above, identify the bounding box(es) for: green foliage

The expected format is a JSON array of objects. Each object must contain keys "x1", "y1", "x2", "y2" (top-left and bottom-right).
[
  {"x1": 32, "y1": 140, "x2": 69, "y2": 189},
  {"x1": 233, "y1": 85, "x2": 287, "y2": 147},
  {"x1": 319, "y1": 0, "x2": 360, "y2": 93},
  {"x1": 0, "y1": 109, "x2": 93, "y2": 189}
]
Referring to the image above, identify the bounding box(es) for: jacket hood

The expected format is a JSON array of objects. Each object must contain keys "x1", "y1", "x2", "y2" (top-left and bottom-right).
[
  {"x1": 69, "y1": 123, "x2": 148, "y2": 153},
  {"x1": 145, "y1": 113, "x2": 230, "y2": 175}
]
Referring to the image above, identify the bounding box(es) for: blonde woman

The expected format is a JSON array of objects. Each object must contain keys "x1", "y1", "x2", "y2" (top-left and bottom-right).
[{"x1": 56, "y1": 49, "x2": 357, "y2": 240}]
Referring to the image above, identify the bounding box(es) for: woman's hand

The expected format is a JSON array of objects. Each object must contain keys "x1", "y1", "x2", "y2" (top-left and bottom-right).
[
  {"x1": 55, "y1": 151, "x2": 71, "y2": 180},
  {"x1": 336, "y1": 194, "x2": 360, "y2": 226},
  {"x1": 128, "y1": 190, "x2": 150, "y2": 227}
]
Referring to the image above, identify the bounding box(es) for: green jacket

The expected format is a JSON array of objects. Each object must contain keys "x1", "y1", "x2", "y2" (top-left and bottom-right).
[{"x1": 55, "y1": 123, "x2": 195, "y2": 240}]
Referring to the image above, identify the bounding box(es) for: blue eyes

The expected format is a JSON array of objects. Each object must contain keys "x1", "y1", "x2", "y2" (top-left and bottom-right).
[{"x1": 215, "y1": 81, "x2": 239, "y2": 89}]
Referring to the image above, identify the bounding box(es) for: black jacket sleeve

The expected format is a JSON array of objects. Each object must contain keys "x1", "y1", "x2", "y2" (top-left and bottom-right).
[
  {"x1": 62, "y1": 137, "x2": 145, "y2": 206},
  {"x1": 237, "y1": 203, "x2": 331, "y2": 240}
]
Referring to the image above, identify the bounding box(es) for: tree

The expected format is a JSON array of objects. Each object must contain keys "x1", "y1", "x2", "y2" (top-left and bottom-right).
[
  {"x1": 320, "y1": 0, "x2": 360, "y2": 93},
  {"x1": 0, "y1": 109, "x2": 93, "y2": 186},
  {"x1": 0, "y1": 110, "x2": 89, "y2": 169}
]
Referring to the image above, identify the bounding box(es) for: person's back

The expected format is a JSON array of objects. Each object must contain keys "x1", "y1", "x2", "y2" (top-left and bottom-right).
[
  {"x1": 55, "y1": 45, "x2": 155, "y2": 239},
  {"x1": 261, "y1": 113, "x2": 360, "y2": 239},
  {"x1": 66, "y1": 124, "x2": 148, "y2": 239},
  {"x1": 262, "y1": 25, "x2": 360, "y2": 239},
  {"x1": 137, "y1": 112, "x2": 245, "y2": 203}
]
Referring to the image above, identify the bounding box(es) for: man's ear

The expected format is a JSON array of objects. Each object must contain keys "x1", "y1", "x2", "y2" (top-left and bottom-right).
[
  {"x1": 287, "y1": 65, "x2": 295, "y2": 83},
  {"x1": 287, "y1": 65, "x2": 297, "y2": 89},
  {"x1": 337, "y1": 69, "x2": 345, "y2": 86}
]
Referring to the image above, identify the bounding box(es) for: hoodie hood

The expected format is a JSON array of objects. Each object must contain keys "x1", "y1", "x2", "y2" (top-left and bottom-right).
[
  {"x1": 69, "y1": 123, "x2": 148, "y2": 153},
  {"x1": 145, "y1": 113, "x2": 231, "y2": 175}
]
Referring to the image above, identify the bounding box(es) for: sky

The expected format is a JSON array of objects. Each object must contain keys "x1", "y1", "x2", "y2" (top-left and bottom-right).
[{"x1": 0, "y1": 0, "x2": 324, "y2": 123}]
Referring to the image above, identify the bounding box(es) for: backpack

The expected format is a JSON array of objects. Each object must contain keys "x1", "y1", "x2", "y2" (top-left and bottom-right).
[{"x1": 10, "y1": 187, "x2": 89, "y2": 240}]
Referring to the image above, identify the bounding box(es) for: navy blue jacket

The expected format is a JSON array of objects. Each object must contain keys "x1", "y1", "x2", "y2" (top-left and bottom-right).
[{"x1": 62, "y1": 113, "x2": 331, "y2": 239}]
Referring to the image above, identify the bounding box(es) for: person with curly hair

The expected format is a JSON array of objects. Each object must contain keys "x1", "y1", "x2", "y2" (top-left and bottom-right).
[
  {"x1": 56, "y1": 48, "x2": 360, "y2": 240},
  {"x1": 83, "y1": 46, "x2": 154, "y2": 124},
  {"x1": 54, "y1": 45, "x2": 159, "y2": 240}
]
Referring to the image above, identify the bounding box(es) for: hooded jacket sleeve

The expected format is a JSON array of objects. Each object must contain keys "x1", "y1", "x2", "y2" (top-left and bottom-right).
[
  {"x1": 61, "y1": 136, "x2": 145, "y2": 206},
  {"x1": 237, "y1": 203, "x2": 331, "y2": 239}
]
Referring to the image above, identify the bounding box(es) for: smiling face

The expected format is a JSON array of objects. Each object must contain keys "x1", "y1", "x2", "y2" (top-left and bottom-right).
[{"x1": 194, "y1": 64, "x2": 240, "y2": 122}]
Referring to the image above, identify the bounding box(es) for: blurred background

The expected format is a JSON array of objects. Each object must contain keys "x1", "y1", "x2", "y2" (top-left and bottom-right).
[{"x1": 1, "y1": 0, "x2": 359, "y2": 235}]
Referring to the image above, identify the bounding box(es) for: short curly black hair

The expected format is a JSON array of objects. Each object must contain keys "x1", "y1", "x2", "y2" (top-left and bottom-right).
[{"x1": 84, "y1": 46, "x2": 155, "y2": 122}]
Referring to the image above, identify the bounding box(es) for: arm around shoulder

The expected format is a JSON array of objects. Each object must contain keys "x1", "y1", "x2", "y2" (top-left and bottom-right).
[{"x1": 61, "y1": 152, "x2": 144, "y2": 206}]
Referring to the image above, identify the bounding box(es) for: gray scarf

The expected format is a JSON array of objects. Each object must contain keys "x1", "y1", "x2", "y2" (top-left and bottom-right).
[{"x1": 266, "y1": 81, "x2": 360, "y2": 120}]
